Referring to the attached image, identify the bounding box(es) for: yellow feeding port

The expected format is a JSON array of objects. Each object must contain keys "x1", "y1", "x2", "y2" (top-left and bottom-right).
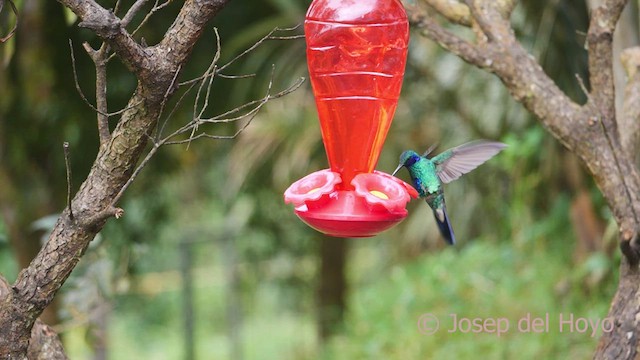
[{"x1": 370, "y1": 190, "x2": 389, "y2": 200}]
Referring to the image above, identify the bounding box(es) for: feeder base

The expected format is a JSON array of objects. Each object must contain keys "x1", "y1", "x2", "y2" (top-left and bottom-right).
[{"x1": 292, "y1": 188, "x2": 408, "y2": 237}]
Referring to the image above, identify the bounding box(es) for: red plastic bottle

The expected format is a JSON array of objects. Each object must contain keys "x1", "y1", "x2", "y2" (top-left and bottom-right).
[{"x1": 305, "y1": 0, "x2": 409, "y2": 189}]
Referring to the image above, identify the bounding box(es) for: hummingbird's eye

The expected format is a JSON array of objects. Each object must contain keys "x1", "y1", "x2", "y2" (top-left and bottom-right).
[{"x1": 405, "y1": 154, "x2": 419, "y2": 166}]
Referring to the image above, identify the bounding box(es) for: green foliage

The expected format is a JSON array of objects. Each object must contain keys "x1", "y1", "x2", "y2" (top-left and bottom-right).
[
  {"x1": 325, "y1": 241, "x2": 616, "y2": 360},
  {"x1": 62, "y1": 213, "x2": 615, "y2": 358},
  {"x1": 0, "y1": 0, "x2": 619, "y2": 357},
  {"x1": 0, "y1": 219, "x2": 17, "y2": 281}
]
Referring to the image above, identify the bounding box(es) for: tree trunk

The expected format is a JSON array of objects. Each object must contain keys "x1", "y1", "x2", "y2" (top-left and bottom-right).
[
  {"x1": 317, "y1": 237, "x2": 349, "y2": 341},
  {"x1": 0, "y1": 276, "x2": 67, "y2": 359},
  {"x1": 0, "y1": 0, "x2": 231, "y2": 357},
  {"x1": 409, "y1": 0, "x2": 640, "y2": 358}
]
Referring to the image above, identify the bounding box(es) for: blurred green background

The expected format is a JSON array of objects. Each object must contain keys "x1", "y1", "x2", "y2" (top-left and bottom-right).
[{"x1": 0, "y1": 0, "x2": 620, "y2": 359}]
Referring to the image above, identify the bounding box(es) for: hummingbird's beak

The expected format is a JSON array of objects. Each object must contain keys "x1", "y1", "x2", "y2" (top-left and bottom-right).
[{"x1": 391, "y1": 163, "x2": 403, "y2": 177}]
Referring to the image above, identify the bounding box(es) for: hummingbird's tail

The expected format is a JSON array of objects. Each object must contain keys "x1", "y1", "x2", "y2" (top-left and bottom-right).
[{"x1": 432, "y1": 204, "x2": 456, "y2": 245}]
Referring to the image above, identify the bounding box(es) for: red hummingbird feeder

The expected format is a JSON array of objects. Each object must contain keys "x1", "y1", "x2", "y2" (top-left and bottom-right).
[{"x1": 283, "y1": 0, "x2": 417, "y2": 237}]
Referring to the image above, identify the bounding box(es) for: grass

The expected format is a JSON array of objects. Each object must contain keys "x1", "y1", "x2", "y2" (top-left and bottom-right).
[
  {"x1": 61, "y1": 234, "x2": 617, "y2": 359},
  {"x1": 324, "y1": 240, "x2": 617, "y2": 359}
]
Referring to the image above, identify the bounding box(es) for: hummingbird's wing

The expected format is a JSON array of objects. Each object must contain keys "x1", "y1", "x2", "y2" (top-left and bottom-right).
[{"x1": 432, "y1": 140, "x2": 507, "y2": 184}]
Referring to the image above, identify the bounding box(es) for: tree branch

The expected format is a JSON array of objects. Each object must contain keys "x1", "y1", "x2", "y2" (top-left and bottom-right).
[
  {"x1": 419, "y1": 0, "x2": 640, "y2": 262},
  {"x1": 586, "y1": 0, "x2": 628, "y2": 142},
  {"x1": 0, "y1": 0, "x2": 18, "y2": 43},
  {"x1": 422, "y1": 0, "x2": 471, "y2": 26},
  {"x1": 0, "y1": 276, "x2": 67, "y2": 359},
  {"x1": 155, "y1": 0, "x2": 229, "y2": 67},
  {"x1": 0, "y1": 0, "x2": 232, "y2": 357},
  {"x1": 63, "y1": 142, "x2": 74, "y2": 220},
  {"x1": 411, "y1": 1, "x2": 640, "y2": 357},
  {"x1": 620, "y1": 47, "x2": 640, "y2": 162},
  {"x1": 409, "y1": 5, "x2": 583, "y2": 150},
  {"x1": 408, "y1": 9, "x2": 488, "y2": 67},
  {"x1": 83, "y1": 42, "x2": 112, "y2": 146},
  {"x1": 57, "y1": 0, "x2": 151, "y2": 77},
  {"x1": 121, "y1": 0, "x2": 150, "y2": 27}
]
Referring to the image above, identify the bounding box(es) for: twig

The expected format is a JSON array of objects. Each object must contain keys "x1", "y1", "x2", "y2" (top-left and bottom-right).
[
  {"x1": 188, "y1": 32, "x2": 221, "y2": 148},
  {"x1": 575, "y1": 74, "x2": 591, "y2": 98},
  {"x1": 80, "y1": 207, "x2": 124, "y2": 229},
  {"x1": 167, "y1": 75, "x2": 304, "y2": 140},
  {"x1": 153, "y1": 28, "x2": 223, "y2": 141},
  {"x1": 63, "y1": 142, "x2": 74, "y2": 220},
  {"x1": 156, "y1": 63, "x2": 183, "y2": 135},
  {"x1": 268, "y1": 35, "x2": 305, "y2": 40},
  {"x1": 179, "y1": 25, "x2": 303, "y2": 87},
  {"x1": 131, "y1": 0, "x2": 173, "y2": 36},
  {"x1": 586, "y1": 0, "x2": 627, "y2": 127},
  {"x1": 0, "y1": 0, "x2": 18, "y2": 43},
  {"x1": 409, "y1": 9, "x2": 488, "y2": 67},
  {"x1": 156, "y1": 80, "x2": 198, "y2": 142},
  {"x1": 463, "y1": 0, "x2": 495, "y2": 42},
  {"x1": 597, "y1": 110, "x2": 640, "y2": 230},
  {"x1": 620, "y1": 48, "x2": 640, "y2": 159},
  {"x1": 218, "y1": 73, "x2": 257, "y2": 79},
  {"x1": 83, "y1": 42, "x2": 112, "y2": 146},
  {"x1": 111, "y1": 26, "x2": 304, "y2": 205},
  {"x1": 422, "y1": 0, "x2": 471, "y2": 26},
  {"x1": 113, "y1": 76, "x2": 304, "y2": 204},
  {"x1": 111, "y1": 143, "x2": 160, "y2": 205},
  {"x1": 583, "y1": 55, "x2": 640, "y2": 258},
  {"x1": 69, "y1": 40, "x2": 142, "y2": 118},
  {"x1": 121, "y1": 0, "x2": 149, "y2": 27}
]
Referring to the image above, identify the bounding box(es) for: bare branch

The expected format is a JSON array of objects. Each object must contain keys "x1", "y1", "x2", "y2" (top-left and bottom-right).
[
  {"x1": 155, "y1": 0, "x2": 226, "y2": 66},
  {"x1": 130, "y1": 0, "x2": 173, "y2": 36},
  {"x1": 462, "y1": 0, "x2": 516, "y2": 44},
  {"x1": 463, "y1": 0, "x2": 496, "y2": 42},
  {"x1": 217, "y1": 25, "x2": 301, "y2": 74},
  {"x1": 79, "y1": 207, "x2": 125, "y2": 229},
  {"x1": 409, "y1": 9, "x2": 488, "y2": 67},
  {"x1": 170, "y1": 75, "x2": 304, "y2": 140},
  {"x1": 113, "y1": 75, "x2": 304, "y2": 203},
  {"x1": 63, "y1": 142, "x2": 74, "y2": 220},
  {"x1": 412, "y1": 0, "x2": 640, "y2": 357},
  {"x1": 422, "y1": 0, "x2": 471, "y2": 26},
  {"x1": 2, "y1": 1, "x2": 239, "y2": 357},
  {"x1": 188, "y1": 29, "x2": 221, "y2": 146},
  {"x1": 0, "y1": 0, "x2": 18, "y2": 43},
  {"x1": 156, "y1": 80, "x2": 198, "y2": 141},
  {"x1": 0, "y1": 276, "x2": 68, "y2": 359},
  {"x1": 83, "y1": 42, "x2": 112, "y2": 146},
  {"x1": 218, "y1": 73, "x2": 257, "y2": 79},
  {"x1": 121, "y1": 0, "x2": 149, "y2": 27},
  {"x1": 58, "y1": 0, "x2": 151, "y2": 76},
  {"x1": 586, "y1": 0, "x2": 628, "y2": 134},
  {"x1": 110, "y1": 143, "x2": 160, "y2": 206},
  {"x1": 179, "y1": 25, "x2": 303, "y2": 87},
  {"x1": 69, "y1": 40, "x2": 143, "y2": 120},
  {"x1": 620, "y1": 47, "x2": 640, "y2": 160},
  {"x1": 170, "y1": 76, "x2": 304, "y2": 141}
]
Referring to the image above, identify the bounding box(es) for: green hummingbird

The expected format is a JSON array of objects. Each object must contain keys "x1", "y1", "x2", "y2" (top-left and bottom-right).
[{"x1": 392, "y1": 140, "x2": 507, "y2": 245}]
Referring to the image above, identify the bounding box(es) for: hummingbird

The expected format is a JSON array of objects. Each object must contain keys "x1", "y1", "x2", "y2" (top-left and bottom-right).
[{"x1": 392, "y1": 140, "x2": 507, "y2": 245}]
